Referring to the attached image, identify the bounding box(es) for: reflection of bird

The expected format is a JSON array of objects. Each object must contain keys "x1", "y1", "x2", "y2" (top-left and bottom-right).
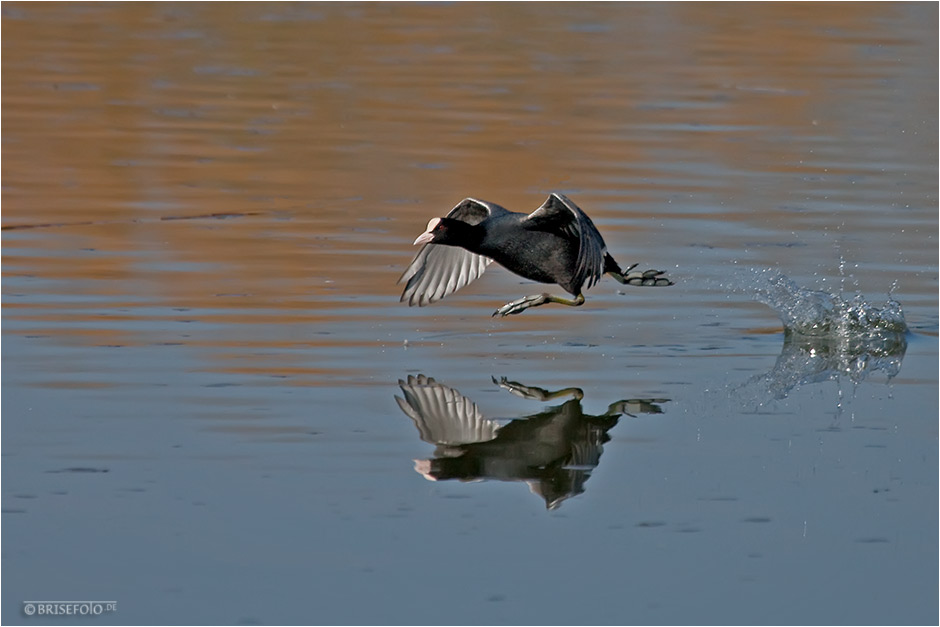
[
  {"x1": 395, "y1": 374, "x2": 668, "y2": 509},
  {"x1": 399, "y1": 193, "x2": 673, "y2": 317}
]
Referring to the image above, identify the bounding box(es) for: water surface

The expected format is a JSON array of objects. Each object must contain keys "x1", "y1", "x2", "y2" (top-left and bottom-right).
[{"x1": 3, "y1": 3, "x2": 937, "y2": 625}]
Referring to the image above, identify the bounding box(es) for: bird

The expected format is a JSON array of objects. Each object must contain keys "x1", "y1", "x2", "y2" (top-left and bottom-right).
[{"x1": 399, "y1": 192, "x2": 673, "y2": 317}]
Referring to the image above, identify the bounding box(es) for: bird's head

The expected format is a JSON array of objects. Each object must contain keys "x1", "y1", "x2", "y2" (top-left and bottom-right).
[
  {"x1": 413, "y1": 218, "x2": 444, "y2": 246},
  {"x1": 412, "y1": 217, "x2": 474, "y2": 247}
]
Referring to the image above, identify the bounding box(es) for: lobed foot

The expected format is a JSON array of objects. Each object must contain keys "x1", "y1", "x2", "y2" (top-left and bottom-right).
[
  {"x1": 493, "y1": 294, "x2": 549, "y2": 317},
  {"x1": 616, "y1": 267, "x2": 674, "y2": 287},
  {"x1": 492, "y1": 292, "x2": 585, "y2": 317},
  {"x1": 606, "y1": 398, "x2": 669, "y2": 417}
]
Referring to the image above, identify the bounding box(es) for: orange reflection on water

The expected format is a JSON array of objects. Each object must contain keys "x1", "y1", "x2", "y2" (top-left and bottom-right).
[{"x1": 3, "y1": 2, "x2": 936, "y2": 355}]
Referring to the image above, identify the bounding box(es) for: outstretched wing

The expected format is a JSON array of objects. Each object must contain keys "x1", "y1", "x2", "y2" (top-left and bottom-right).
[
  {"x1": 399, "y1": 198, "x2": 507, "y2": 306},
  {"x1": 395, "y1": 374, "x2": 501, "y2": 446},
  {"x1": 522, "y1": 193, "x2": 606, "y2": 292}
]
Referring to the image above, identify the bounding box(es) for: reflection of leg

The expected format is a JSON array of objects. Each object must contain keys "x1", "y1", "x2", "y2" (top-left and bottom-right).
[
  {"x1": 608, "y1": 263, "x2": 674, "y2": 287},
  {"x1": 493, "y1": 292, "x2": 585, "y2": 317},
  {"x1": 605, "y1": 398, "x2": 669, "y2": 417},
  {"x1": 493, "y1": 376, "x2": 584, "y2": 402}
]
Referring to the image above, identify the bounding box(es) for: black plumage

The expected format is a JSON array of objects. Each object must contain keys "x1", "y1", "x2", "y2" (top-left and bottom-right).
[{"x1": 400, "y1": 193, "x2": 672, "y2": 316}]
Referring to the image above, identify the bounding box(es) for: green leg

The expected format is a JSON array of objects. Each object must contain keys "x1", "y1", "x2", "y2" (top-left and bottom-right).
[
  {"x1": 492, "y1": 376, "x2": 585, "y2": 401},
  {"x1": 493, "y1": 292, "x2": 585, "y2": 317}
]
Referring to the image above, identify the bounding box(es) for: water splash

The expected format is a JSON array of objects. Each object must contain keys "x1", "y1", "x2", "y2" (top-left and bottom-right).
[
  {"x1": 752, "y1": 331, "x2": 907, "y2": 400},
  {"x1": 738, "y1": 268, "x2": 908, "y2": 400},
  {"x1": 749, "y1": 268, "x2": 907, "y2": 338}
]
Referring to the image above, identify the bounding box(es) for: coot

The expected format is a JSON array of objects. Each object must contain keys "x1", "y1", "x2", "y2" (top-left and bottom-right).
[{"x1": 400, "y1": 193, "x2": 673, "y2": 316}]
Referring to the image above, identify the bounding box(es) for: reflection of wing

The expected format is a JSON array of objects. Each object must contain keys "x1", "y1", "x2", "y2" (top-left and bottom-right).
[
  {"x1": 395, "y1": 375, "x2": 500, "y2": 446},
  {"x1": 564, "y1": 432, "x2": 604, "y2": 470},
  {"x1": 399, "y1": 198, "x2": 508, "y2": 306},
  {"x1": 523, "y1": 193, "x2": 606, "y2": 292}
]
